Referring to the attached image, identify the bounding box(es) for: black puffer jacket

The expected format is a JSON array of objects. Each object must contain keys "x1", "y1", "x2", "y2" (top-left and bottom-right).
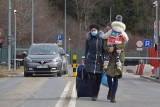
[{"x1": 85, "y1": 31, "x2": 104, "y2": 74}]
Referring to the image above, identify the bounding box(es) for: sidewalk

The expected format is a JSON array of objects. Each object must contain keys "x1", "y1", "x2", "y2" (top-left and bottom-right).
[
  {"x1": 124, "y1": 65, "x2": 160, "y2": 84},
  {"x1": 140, "y1": 75, "x2": 160, "y2": 84},
  {"x1": 0, "y1": 66, "x2": 23, "y2": 77}
]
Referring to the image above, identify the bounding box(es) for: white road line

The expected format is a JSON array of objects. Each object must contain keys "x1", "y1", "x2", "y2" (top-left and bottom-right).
[
  {"x1": 55, "y1": 81, "x2": 71, "y2": 107},
  {"x1": 68, "y1": 84, "x2": 76, "y2": 107}
]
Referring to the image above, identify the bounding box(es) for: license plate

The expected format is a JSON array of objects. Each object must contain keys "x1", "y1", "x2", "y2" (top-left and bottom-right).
[{"x1": 37, "y1": 65, "x2": 48, "y2": 68}]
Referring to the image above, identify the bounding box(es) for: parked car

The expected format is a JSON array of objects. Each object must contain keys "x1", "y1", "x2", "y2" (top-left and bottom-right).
[
  {"x1": 23, "y1": 43, "x2": 63, "y2": 77},
  {"x1": 58, "y1": 47, "x2": 68, "y2": 74}
]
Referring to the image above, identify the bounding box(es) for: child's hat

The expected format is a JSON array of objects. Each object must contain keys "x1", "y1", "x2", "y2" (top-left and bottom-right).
[{"x1": 116, "y1": 15, "x2": 123, "y2": 22}]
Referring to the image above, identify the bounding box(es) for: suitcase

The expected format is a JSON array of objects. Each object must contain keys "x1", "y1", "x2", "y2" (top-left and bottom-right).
[
  {"x1": 76, "y1": 64, "x2": 92, "y2": 98},
  {"x1": 76, "y1": 64, "x2": 88, "y2": 79}
]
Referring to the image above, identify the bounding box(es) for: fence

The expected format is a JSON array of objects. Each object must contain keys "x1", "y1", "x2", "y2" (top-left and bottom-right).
[{"x1": 0, "y1": 45, "x2": 30, "y2": 64}]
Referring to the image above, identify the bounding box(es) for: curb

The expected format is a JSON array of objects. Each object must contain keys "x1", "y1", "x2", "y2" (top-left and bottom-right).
[
  {"x1": 140, "y1": 75, "x2": 160, "y2": 84},
  {"x1": 0, "y1": 73, "x2": 22, "y2": 78}
]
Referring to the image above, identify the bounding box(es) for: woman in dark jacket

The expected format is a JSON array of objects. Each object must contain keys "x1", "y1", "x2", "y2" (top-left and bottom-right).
[{"x1": 85, "y1": 24, "x2": 104, "y2": 101}]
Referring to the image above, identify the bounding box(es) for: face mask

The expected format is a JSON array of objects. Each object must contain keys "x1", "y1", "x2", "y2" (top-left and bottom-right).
[{"x1": 91, "y1": 31, "x2": 98, "y2": 36}]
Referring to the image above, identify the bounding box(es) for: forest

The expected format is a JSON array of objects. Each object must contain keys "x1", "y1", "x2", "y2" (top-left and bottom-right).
[{"x1": 0, "y1": 0, "x2": 158, "y2": 55}]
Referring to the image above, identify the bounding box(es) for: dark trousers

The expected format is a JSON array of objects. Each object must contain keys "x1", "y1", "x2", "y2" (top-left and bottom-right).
[
  {"x1": 104, "y1": 51, "x2": 120, "y2": 62},
  {"x1": 88, "y1": 73, "x2": 102, "y2": 97},
  {"x1": 107, "y1": 76, "x2": 118, "y2": 97}
]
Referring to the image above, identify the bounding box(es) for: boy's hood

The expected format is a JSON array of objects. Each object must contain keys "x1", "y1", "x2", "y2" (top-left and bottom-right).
[{"x1": 111, "y1": 21, "x2": 126, "y2": 32}]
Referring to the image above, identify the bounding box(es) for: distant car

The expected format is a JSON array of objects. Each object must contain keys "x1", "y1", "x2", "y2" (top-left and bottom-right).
[
  {"x1": 58, "y1": 47, "x2": 68, "y2": 74},
  {"x1": 124, "y1": 59, "x2": 139, "y2": 66},
  {"x1": 23, "y1": 43, "x2": 63, "y2": 77}
]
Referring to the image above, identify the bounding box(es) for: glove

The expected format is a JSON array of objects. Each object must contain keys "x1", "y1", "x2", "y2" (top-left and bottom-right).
[{"x1": 118, "y1": 74, "x2": 122, "y2": 79}]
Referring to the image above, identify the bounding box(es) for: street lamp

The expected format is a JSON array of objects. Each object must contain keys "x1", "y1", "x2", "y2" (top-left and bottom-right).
[
  {"x1": 7, "y1": 0, "x2": 11, "y2": 71},
  {"x1": 14, "y1": 10, "x2": 17, "y2": 71},
  {"x1": 32, "y1": 0, "x2": 35, "y2": 44},
  {"x1": 110, "y1": 6, "x2": 112, "y2": 23},
  {"x1": 69, "y1": 38, "x2": 71, "y2": 64},
  {"x1": 64, "y1": 0, "x2": 67, "y2": 54},
  {"x1": 153, "y1": 0, "x2": 158, "y2": 50},
  {"x1": 152, "y1": 0, "x2": 160, "y2": 79}
]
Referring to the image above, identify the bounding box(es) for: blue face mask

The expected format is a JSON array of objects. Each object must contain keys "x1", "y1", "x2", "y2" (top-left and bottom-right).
[{"x1": 91, "y1": 31, "x2": 98, "y2": 36}]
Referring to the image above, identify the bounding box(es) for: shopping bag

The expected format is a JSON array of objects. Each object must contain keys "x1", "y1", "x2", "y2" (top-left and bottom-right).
[{"x1": 101, "y1": 72, "x2": 108, "y2": 87}]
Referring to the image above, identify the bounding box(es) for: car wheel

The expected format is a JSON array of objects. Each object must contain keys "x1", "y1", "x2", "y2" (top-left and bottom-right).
[
  {"x1": 64, "y1": 69, "x2": 68, "y2": 74},
  {"x1": 57, "y1": 66, "x2": 63, "y2": 77},
  {"x1": 57, "y1": 71, "x2": 62, "y2": 77},
  {"x1": 24, "y1": 72, "x2": 32, "y2": 77}
]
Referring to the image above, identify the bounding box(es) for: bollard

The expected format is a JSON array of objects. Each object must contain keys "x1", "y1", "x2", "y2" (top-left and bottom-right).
[
  {"x1": 138, "y1": 64, "x2": 145, "y2": 75},
  {"x1": 72, "y1": 55, "x2": 77, "y2": 77},
  {"x1": 136, "y1": 64, "x2": 145, "y2": 75},
  {"x1": 136, "y1": 65, "x2": 140, "y2": 75}
]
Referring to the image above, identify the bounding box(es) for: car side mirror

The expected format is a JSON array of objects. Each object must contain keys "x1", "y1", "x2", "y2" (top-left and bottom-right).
[
  {"x1": 22, "y1": 51, "x2": 28, "y2": 57},
  {"x1": 65, "y1": 54, "x2": 69, "y2": 57}
]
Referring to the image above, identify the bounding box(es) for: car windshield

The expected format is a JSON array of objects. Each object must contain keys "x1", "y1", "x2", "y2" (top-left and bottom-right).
[{"x1": 29, "y1": 44, "x2": 59, "y2": 55}]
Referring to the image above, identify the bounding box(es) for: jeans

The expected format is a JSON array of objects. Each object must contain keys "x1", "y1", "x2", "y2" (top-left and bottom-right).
[{"x1": 107, "y1": 76, "x2": 118, "y2": 97}]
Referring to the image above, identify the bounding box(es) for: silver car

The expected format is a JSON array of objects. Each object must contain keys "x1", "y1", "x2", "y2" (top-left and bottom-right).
[
  {"x1": 58, "y1": 47, "x2": 68, "y2": 74},
  {"x1": 23, "y1": 43, "x2": 63, "y2": 77}
]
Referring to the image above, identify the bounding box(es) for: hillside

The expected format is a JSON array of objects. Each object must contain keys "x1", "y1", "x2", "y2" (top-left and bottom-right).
[{"x1": 0, "y1": 0, "x2": 156, "y2": 55}]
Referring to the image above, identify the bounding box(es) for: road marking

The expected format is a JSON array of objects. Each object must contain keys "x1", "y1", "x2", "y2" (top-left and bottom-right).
[
  {"x1": 55, "y1": 81, "x2": 71, "y2": 107},
  {"x1": 68, "y1": 84, "x2": 76, "y2": 107}
]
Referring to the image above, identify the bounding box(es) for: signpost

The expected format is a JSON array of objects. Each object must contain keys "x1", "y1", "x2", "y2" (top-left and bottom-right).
[
  {"x1": 144, "y1": 40, "x2": 152, "y2": 64},
  {"x1": 144, "y1": 40, "x2": 152, "y2": 48},
  {"x1": 136, "y1": 40, "x2": 143, "y2": 51},
  {"x1": 57, "y1": 34, "x2": 62, "y2": 46}
]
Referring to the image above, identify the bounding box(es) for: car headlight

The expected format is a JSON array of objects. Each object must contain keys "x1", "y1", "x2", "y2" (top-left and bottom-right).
[
  {"x1": 52, "y1": 57, "x2": 61, "y2": 62},
  {"x1": 24, "y1": 57, "x2": 32, "y2": 63}
]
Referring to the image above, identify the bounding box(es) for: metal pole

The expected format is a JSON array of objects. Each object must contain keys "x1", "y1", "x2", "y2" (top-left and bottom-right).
[
  {"x1": 156, "y1": 1, "x2": 160, "y2": 80},
  {"x1": 7, "y1": 0, "x2": 11, "y2": 71},
  {"x1": 32, "y1": 0, "x2": 34, "y2": 44},
  {"x1": 110, "y1": 6, "x2": 112, "y2": 23},
  {"x1": 64, "y1": 0, "x2": 67, "y2": 54},
  {"x1": 14, "y1": 10, "x2": 17, "y2": 71},
  {"x1": 69, "y1": 38, "x2": 71, "y2": 64},
  {"x1": 155, "y1": 1, "x2": 159, "y2": 79},
  {"x1": 156, "y1": 0, "x2": 158, "y2": 50},
  {"x1": 0, "y1": 48, "x2": 1, "y2": 72}
]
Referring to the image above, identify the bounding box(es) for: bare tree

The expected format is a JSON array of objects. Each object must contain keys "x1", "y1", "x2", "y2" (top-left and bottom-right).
[
  {"x1": 0, "y1": 0, "x2": 9, "y2": 44},
  {"x1": 65, "y1": 0, "x2": 100, "y2": 50}
]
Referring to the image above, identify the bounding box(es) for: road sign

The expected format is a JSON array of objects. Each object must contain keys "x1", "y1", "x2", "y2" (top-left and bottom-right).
[
  {"x1": 57, "y1": 34, "x2": 62, "y2": 40},
  {"x1": 144, "y1": 40, "x2": 152, "y2": 48},
  {"x1": 136, "y1": 48, "x2": 143, "y2": 51},
  {"x1": 136, "y1": 40, "x2": 143, "y2": 48}
]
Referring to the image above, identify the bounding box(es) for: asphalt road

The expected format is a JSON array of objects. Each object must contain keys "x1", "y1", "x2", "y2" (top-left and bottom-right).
[{"x1": 0, "y1": 72, "x2": 160, "y2": 107}]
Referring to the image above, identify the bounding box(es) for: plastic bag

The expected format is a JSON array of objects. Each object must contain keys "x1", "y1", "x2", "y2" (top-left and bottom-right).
[{"x1": 101, "y1": 72, "x2": 108, "y2": 87}]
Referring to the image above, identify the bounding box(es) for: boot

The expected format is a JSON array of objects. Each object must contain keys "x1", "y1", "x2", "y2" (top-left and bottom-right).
[
  {"x1": 110, "y1": 95, "x2": 116, "y2": 103},
  {"x1": 116, "y1": 62, "x2": 122, "y2": 75},
  {"x1": 103, "y1": 61, "x2": 109, "y2": 71},
  {"x1": 107, "y1": 91, "x2": 112, "y2": 100}
]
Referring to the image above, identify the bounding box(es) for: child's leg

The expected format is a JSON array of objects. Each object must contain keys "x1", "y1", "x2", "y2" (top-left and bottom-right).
[
  {"x1": 115, "y1": 50, "x2": 122, "y2": 74},
  {"x1": 115, "y1": 50, "x2": 121, "y2": 62},
  {"x1": 103, "y1": 53, "x2": 112, "y2": 71}
]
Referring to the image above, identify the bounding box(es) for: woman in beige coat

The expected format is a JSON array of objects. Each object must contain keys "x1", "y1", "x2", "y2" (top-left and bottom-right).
[{"x1": 102, "y1": 15, "x2": 129, "y2": 103}]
